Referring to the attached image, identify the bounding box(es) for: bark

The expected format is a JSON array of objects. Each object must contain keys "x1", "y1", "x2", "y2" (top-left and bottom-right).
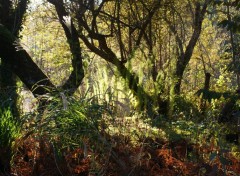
[
  {"x1": 0, "y1": 0, "x2": 85, "y2": 96},
  {"x1": 0, "y1": 1, "x2": 38, "y2": 173},
  {"x1": 47, "y1": 0, "x2": 84, "y2": 95},
  {"x1": 79, "y1": 32, "x2": 155, "y2": 113},
  {"x1": 75, "y1": 0, "x2": 161, "y2": 116},
  {"x1": 168, "y1": 0, "x2": 212, "y2": 95},
  {"x1": 0, "y1": 60, "x2": 19, "y2": 116},
  {"x1": 0, "y1": 0, "x2": 29, "y2": 114},
  {"x1": 200, "y1": 72, "x2": 211, "y2": 114},
  {"x1": 204, "y1": 73, "x2": 211, "y2": 90},
  {"x1": 0, "y1": 25, "x2": 56, "y2": 96},
  {"x1": 0, "y1": 0, "x2": 12, "y2": 29},
  {"x1": 0, "y1": 147, "x2": 11, "y2": 174},
  {"x1": 0, "y1": 0, "x2": 28, "y2": 35}
]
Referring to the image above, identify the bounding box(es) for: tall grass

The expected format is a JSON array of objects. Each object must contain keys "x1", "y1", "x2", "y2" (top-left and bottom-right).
[{"x1": 23, "y1": 92, "x2": 113, "y2": 158}]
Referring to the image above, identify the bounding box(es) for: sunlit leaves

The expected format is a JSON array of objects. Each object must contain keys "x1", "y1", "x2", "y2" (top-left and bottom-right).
[
  {"x1": 21, "y1": 4, "x2": 72, "y2": 86},
  {"x1": 0, "y1": 108, "x2": 21, "y2": 148}
]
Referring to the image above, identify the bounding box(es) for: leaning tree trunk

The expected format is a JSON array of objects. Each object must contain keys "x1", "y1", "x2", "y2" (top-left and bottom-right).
[
  {"x1": 0, "y1": 25, "x2": 56, "y2": 96},
  {"x1": 0, "y1": 0, "x2": 85, "y2": 172},
  {"x1": 0, "y1": 0, "x2": 29, "y2": 118},
  {"x1": 0, "y1": 1, "x2": 38, "y2": 173}
]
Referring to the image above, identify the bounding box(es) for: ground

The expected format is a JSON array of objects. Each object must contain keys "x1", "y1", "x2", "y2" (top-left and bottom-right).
[{"x1": 7, "y1": 135, "x2": 240, "y2": 176}]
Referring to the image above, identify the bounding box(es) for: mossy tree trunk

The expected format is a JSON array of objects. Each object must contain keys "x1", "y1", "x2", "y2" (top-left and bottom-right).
[{"x1": 56, "y1": 0, "x2": 162, "y2": 117}]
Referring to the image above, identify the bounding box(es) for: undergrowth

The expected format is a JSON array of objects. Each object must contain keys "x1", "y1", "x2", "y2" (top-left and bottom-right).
[{"x1": 1, "y1": 91, "x2": 239, "y2": 176}]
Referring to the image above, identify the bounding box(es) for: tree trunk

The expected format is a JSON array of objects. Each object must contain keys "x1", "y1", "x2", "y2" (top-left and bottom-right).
[
  {"x1": 0, "y1": 1, "x2": 86, "y2": 173},
  {"x1": 170, "y1": 1, "x2": 211, "y2": 95},
  {"x1": 200, "y1": 72, "x2": 211, "y2": 114},
  {"x1": 48, "y1": 0, "x2": 84, "y2": 95},
  {"x1": 0, "y1": 25, "x2": 56, "y2": 96},
  {"x1": 174, "y1": 58, "x2": 185, "y2": 95},
  {"x1": 0, "y1": 60, "x2": 19, "y2": 117},
  {"x1": 0, "y1": 147, "x2": 11, "y2": 174}
]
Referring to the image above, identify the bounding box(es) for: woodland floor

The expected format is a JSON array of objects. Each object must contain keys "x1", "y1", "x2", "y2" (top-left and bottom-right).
[{"x1": 6, "y1": 135, "x2": 240, "y2": 176}]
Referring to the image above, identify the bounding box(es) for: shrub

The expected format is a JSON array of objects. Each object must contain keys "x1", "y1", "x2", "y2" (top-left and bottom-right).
[{"x1": 0, "y1": 108, "x2": 21, "y2": 173}]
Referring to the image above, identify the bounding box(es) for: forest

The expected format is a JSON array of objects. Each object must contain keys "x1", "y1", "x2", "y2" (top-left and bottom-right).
[{"x1": 0, "y1": 0, "x2": 240, "y2": 175}]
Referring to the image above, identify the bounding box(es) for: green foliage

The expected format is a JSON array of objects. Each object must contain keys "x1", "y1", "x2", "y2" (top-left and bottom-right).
[
  {"x1": 20, "y1": 5, "x2": 72, "y2": 86},
  {"x1": 173, "y1": 95, "x2": 200, "y2": 119},
  {"x1": 196, "y1": 89, "x2": 233, "y2": 102},
  {"x1": 0, "y1": 108, "x2": 21, "y2": 148},
  {"x1": 31, "y1": 94, "x2": 110, "y2": 150}
]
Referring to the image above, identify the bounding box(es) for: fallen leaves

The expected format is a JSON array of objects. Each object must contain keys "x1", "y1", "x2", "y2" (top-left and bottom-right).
[{"x1": 7, "y1": 136, "x2": 240, "y2": 176}]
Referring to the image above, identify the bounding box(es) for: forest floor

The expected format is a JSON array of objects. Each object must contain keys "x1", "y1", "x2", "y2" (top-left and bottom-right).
[
  {"x1": 9, "y1": 136, "x2": 240, "y2": 176},
  {"x1": 1, "y1": 115, "x2": 239, "y2": 176},
  {"x1": 9, "y1": 128, "x2": 240, "y2": 175}
]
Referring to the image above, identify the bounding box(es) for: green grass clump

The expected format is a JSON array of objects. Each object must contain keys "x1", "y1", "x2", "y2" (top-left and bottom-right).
[{"x1": 0, "y1": 108, "x2": 21, "y2": 149}]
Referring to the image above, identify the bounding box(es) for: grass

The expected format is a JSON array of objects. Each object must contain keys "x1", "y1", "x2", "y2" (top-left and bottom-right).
[{"x1": 0, "y1": 92, "x2": 238, "y2": 175}]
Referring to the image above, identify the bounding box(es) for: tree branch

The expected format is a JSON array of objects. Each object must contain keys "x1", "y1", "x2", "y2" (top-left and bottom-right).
[{"x1": 47, "y1": 0, "x2": 84, "y2": 95}]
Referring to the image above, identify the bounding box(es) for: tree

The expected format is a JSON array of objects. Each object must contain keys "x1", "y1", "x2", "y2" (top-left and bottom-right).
[
  {"x1": 162, "y1": 0, "x2": 212, "y2": 96},
  {"x1": 0, "y1": 0, "x2": 30, "y2": 172},
  {"x1": 216, "y1": 0, "x2": 240, "y2": 87},
  {"x1": 45, "y1": 0, "x2": 163, "y2": 116},
  {"x1": 0, "y1": 0, "x2": 85, "y2": 97},
  {"x1": 212, "y1": 0, "x2": 240, "y2": 122},
  {"x1": 0, "y1": 0, "x2": 30, "y2": 116},
  {"x1": 0, "y1": 0, "x2": 84, "y2": 172}
]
